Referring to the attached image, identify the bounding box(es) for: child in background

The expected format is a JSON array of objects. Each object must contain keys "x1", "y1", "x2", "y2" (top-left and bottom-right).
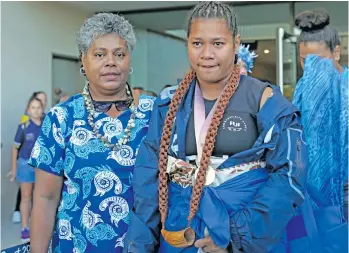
[
  {"x1": 12, "y1": 91, "x2": 47, "y2": 223},
  {"x1": 8, "y1": 97, "x2": 43, "y2": 241}
]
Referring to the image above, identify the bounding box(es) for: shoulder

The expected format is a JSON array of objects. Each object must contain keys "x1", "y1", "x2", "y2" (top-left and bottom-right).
[
  {"x1": 239, "y1": 75, "x2": 269, "y2": 93},
  {"x1": 57, "y1": 93, "x2": 83, "y2": 108},
  {"x1": 159, "y1": 85, "x2": 178, "y2": 101},
  {"x1": 17, "y1": 122, "x2": 27, "y2": 131},
  {"x1": 236, "y1": 75, "x2": 271, "y2": 113},
  {"x1": 138, "y1": 94, "x2": 156, "y2": 111},
  {"x1": 136, "y1": 94, "x2": 156, "y2": 120},
  {"x1": 150, "y1": 85, "x2": 179, "y2": 110},
  {"x1": 47, "y1": 94, "x2": 83, "y2": 122},
  {"x1": 20, "y1": 114, "x2": 29, "y2": 124}
]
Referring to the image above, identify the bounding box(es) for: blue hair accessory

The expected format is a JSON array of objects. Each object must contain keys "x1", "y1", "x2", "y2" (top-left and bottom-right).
[{"x1": 237, "y1": 44, "x2": 258, "y2": 73}]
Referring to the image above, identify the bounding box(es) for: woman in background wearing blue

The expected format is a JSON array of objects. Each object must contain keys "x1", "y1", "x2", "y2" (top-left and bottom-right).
[
  {"x1": 11, "y1": 91, "x2": 48, "y2": 224},
  {"x1": 293, "y1": 9, "x2": 348, "y2": 218},
  {"x1": 8, "y1": 96, "x2": 43, "y2": 241}
]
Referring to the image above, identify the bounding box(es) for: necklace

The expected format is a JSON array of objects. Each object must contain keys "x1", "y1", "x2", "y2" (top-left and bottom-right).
[{"x1": 82, "y1": 84, "x2": 137, "y2": 151}]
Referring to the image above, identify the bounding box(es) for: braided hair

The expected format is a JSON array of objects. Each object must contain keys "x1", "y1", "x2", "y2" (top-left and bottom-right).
[{"x1": 158, "y1": 1, "x2": 241, "y2": 227}]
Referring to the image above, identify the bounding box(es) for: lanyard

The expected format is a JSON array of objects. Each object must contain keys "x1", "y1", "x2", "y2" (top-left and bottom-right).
[{"x1": 193, "y1": 82, "x2": 222, "y2": 163}]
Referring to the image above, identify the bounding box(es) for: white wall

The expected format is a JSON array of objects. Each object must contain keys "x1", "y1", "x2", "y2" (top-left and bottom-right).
[
  {"x1": 146, "y1": 32, "x2": 189, "y2": 94},
  {"x1": 52, "y1": 58, "x2": 85, "y2": 104},
  {"x1": 131, "y1": 30, "x2": 190, "y2": 94},
  {"x1": 1, "y1": 2, "x2": 89, "y2": 242},
  {"x1": 130, "y1": 28, "x2": 149, "y2": 89}
]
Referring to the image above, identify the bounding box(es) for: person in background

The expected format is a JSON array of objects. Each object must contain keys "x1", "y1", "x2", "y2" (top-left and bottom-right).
[
  {"x1": 58, "y1": 92, "x2": 70, "y2": 103},
  {"x1": 143, "y1": 90, "x2": 157, "y2": 97},
  {"x1": 293, "y1": 9, "x2": 348, "y2": 219},
  {"x1": 132, "y1": 86, "x2": 144, "y2": 105},
  {"x1": 12, "y1": 91, "x2": 48, "y2": 224},
  {"x1": 20, "y1": 91, "x2": 47, "y2": 124},
  {"x1": 237, "y1": 44, "x2": 258, "y2": 76},
  {"x1": 28, "y1": 13, "x2": 154, "y2": 253},
  {"x1": 8, "y1": 96, "x2": 43, "y2": 241},
  {"x1": 54, "y1": 88, "x2": 63, "y2": 104}
]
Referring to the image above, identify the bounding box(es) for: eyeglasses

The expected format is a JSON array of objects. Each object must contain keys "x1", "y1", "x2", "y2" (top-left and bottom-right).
[
  {"x1": 91, "y1": 98, "x2": 134, "y2": 113},
  {"x1": 88, "y1": 83, "x2": 134, "y2": 113}
]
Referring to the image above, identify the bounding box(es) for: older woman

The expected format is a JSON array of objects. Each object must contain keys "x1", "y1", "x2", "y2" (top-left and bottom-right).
[{"x1": 29, "y1": 13, "x2": 154, "y2": 252}]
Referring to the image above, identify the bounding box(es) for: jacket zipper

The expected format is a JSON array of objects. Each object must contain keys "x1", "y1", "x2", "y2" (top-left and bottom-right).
[{"x1": 296, "y1": 139, "x2": 303, "y2": 173}]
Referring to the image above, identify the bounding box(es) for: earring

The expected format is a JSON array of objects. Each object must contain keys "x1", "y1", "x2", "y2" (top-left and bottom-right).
[
  {"x1": 126, "y1": 82, "x2": 132, "y2": 98},
  {"x1": 129, "y1": 67, "x2": 133, "y2": 74},
  {"x1": 80, "y1": 67, "x2": 86, "y2": 76}
]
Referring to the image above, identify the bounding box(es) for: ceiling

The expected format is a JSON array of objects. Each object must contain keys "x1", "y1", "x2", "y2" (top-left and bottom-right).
[
  {"x1": 66, "y1": 1, "x2": 197, "y2": 14},
  {"x1": 64, "y1": 1, "x2": 294, "y2": 32}
]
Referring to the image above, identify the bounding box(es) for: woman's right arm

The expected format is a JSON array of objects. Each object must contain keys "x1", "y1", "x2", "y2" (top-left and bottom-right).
[
  {"x1": 9, "y1": 147, "x2": 19, "y2": 181},
  {"x1": 9, "y1": 125, "x2": 25, "y2": 181},
  {"x1": 124, "y1": 97, "x2": 165, "y2": 253},
  {"x1": 31, "y1": 170, "x2": 63, "y2": 253},
  {"x1": 28, "y1": 108, "x2": 67, "y2": 253}
]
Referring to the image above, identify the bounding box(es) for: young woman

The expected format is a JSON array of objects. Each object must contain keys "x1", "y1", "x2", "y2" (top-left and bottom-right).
[
  {"x1": 293, "y1": 9, "x2": 348, "y2": 219},
  {"x1": 125, "y1": 2, "x2": 307, "y2": 253},
  {"x1": 12, "y1": 91, "x2": 48, "y2": 224},
  {"x1": 9, "y1": 96, "x2": 43, "y2": 241}
]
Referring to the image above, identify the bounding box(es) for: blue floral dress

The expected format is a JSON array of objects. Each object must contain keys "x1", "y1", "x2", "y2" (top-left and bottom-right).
[{"x1": 29, "y1": 93, "x2": 155, "y2": 253}]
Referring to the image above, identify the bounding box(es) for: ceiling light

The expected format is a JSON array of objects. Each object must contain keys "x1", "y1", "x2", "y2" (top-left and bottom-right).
[{"x1": 264, "y1": 49, "x2": 270, "y2": 54}]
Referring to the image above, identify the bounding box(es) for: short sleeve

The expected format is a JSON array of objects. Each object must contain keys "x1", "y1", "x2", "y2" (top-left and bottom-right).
[
  {"x1": 28, "y1": 106, "x2": 68, "y2": 177},
  {"x1": 14, "y1": 124, "x2": 25, "y2": 148}
]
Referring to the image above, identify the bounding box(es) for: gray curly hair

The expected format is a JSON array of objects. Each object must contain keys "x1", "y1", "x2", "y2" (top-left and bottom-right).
[{"x1": 76, "y1": 12, "x2": 136, "y2": 58}]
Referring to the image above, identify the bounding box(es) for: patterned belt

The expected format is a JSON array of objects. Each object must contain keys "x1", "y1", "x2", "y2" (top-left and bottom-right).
[{"x1": 167, "y1": 156, "x2": 266, "y2": 188}]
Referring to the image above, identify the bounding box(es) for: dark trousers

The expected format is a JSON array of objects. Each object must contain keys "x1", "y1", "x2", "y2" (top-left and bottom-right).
[{"x1": 15, "y1": 188, "x2": 21, "y2": 212}]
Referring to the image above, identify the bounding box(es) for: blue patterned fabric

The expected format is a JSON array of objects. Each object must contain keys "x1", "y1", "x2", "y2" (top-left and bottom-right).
[
  {"x1": 293, "y1": 55, "x2": 348, "y2": 215},
  {"x1": 29, "y1": 93, "x2": 154, "y2": 253}
]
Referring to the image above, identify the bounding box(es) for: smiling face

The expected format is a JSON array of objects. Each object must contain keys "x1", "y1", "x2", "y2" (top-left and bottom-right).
[
  {"x1": 187, "y1": 18, "x2": 240, "y2": 85},
  {"x1": 82, "y1": 33, "x2": 131, "y2": 94}
]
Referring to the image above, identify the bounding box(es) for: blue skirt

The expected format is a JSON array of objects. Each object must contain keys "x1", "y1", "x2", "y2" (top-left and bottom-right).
[{"x1": 16, "y1": 157, "x2": 35, "y2": 183}]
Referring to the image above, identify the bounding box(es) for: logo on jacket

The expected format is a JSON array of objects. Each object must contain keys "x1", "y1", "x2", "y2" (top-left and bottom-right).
[
  {"x1": 26, "y1": 133, "x2": 35, "y2": 141},
  {"x1": 222, "y1": 116, "x2": 247, "y2": 132}
]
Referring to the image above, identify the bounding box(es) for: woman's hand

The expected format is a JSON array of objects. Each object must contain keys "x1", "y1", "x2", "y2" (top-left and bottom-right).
[
  {"x1": 194, "y1": 236, "x2": 228, "y2": 253},
  {"x1": 7, "y1": 170, "x2": 16, "y2": 182}
]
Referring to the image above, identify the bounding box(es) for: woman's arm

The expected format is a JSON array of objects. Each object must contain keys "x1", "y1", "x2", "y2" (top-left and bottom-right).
[
  {"x1": 9, "y1": 147, "x2": 19, "y2": 181},
  {"x1": 9, "y1": 125, "x2": 25, "y2": 181},
  {"x1": 124, "y1": 98, "x2": 165, "y2": 253},
  {"x1": 31, "y1": 170, "x2": 63, "y2": 253},
  {"x1": 229, "y1": 90, "x2": 308, "y2": 252},
  {"x1": 28, "y1": 108, "x2": 67, "y2": 252}
]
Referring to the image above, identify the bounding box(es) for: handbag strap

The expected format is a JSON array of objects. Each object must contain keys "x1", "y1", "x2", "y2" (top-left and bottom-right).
[{"x1": 300, "y1": 193, "x2": 323, "y2": 253}]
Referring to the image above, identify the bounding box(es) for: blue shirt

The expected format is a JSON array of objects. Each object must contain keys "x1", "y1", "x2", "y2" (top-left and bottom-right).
[
  {"x1": 29, "y1": 94, "x2": 154, "y2": 253},
  {"x1": 14, "y1": 119, "x2": 42, "y2": 160}
]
